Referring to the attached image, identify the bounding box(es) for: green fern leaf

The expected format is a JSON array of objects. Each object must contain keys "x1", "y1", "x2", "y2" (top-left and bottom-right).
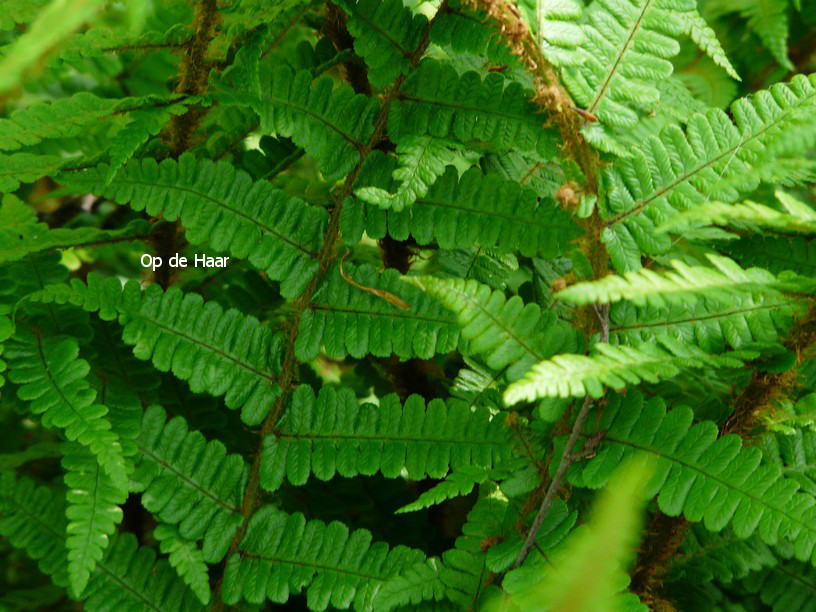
[
  {"x1": 296, "y1": 262, "x2": 459, "y2": 362},
  {"x1": 343, "y1": 161, "x2": 581, "y2": 257},
  {"x1": 396, "y1": 466, "x2": 491, "y2": 514},
  {"x1": 251, "y1": 63, "x2": 379, "y2": 181},
  {"x1": 389, "y1": 59, "x2": 557, "y2": 158},
  {"x1": 406, "y1": 276, "x2": 575, "y2": 378},
  {"x1": 260, "y1": 385, "x2": 511, "y2": 491},
  {"x1": 681, "y1": 11, "x2": 740, "y2": 81},
  {"x1": 59, "y1": 154, "x2": 327, "y2": 299},
  {"x1": 504, "y1": 337, "x2": 749, "y2": 402},
  {"x1": 0, "y1": 472, "x2": 70, "y2": 589},
  {"x1": 62, "y1": 441, "x2": 126, "y2": 596},
  {"x1": 0, "y1": 152, "x2": 68, "y2": 192},
  {"x1": 558, "y1": 254, "x2": 803, "y2": 308},
  {"x1": 133, "y1": 405, "x2": 246, "y2": 563},
  {"x1": 603, "y1": 73, "x2": 816, "y2": 271},
  {"x1": 28, "y1": 274, "x2": 283, "y2": 425},
  {"x1": 609, "y1": 293, "x2": 799, "y2": 352},
  {"x1": 0, "y1": 0, "x2": 49, "y2": 31},
  {"x1": 355, "y1": 136, "x2": 455, "y2": 212},
  {"x1": 336, "y1": 0, "x2": 428, "y2": 88},
  {"x1": 537, "y1": 0, "x2": 586, "y2": 67},
  {"x1": 221, "y1": 506, "x2": 427, "y2": 609},
  {"x1": 571, "y1": 392, "x2": 816, "y2": 560},
  {"x1": 154, "y1": 524, "x2": 211, "y2": 605},
  {"x1": 743, "y1": 559, "x2": 816, "y2": 609},
  {"x1": 5, "y1": 329, "x2": 127, "y2": 488}
]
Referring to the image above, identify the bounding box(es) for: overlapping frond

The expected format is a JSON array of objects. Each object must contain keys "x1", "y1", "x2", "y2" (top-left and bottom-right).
[
  {"x1": 154, "y1": 525, "x2": 211, "y2": 605},
  {"x1": 60, "y1": 154, "x2": 326, "y2": 299},
  {"x1": 602, "y1": 73, "x2": 816, "y2": 271},
  {"x1": 296, "y1": 263, "x2": 459, "y2": 362},
  {"x1": 132, "y1": 405, "x2": 247, "y2": 563},
  {"x1": 572, "y1": 392, "x2": 816, "y2": 562},
  {"x1": 407, "y1": 276, "x2": 575, "y2": 378},
  {"x1": 344, "y1": 162, "x2": 580, "y2": 258},
  {"x1": 252, "y1": 64, "x2": 379, "y2": 181},
  {"x1": 558, "y1": 254, "x2": 809, "y2": 308},
  {"x1": 260, "y1": 385, "x2": 511, "y2": 491},
  {"x1": 28, "y1": 274, "x2": 283, "y2": 425},
  {"x1": 222, "y1": 505, "x2": 427, "y2": 609},
  {"x1": 336, "y1": 0, "x2": 428, "y2": 88},
  {"x1": 5, "y1": 329, "x2": 127, "y2": 488},
  {"x1": 389, "y1": 59, "x2": 557, "y2": 158},
  {"x1": 62, "y1": 442, "x2": 127, "y2": 596},
  {"x1": 504, "y1": 337, "x2": 749, "y2": 402}
]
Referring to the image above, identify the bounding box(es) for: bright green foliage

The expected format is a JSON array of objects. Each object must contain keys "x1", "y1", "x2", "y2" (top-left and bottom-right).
[
  {"x1": 504, "y1": 337, "x2": 749, "y2": 402},
  {"x1": 5, "y1": 330, "x2": 127, "y2": 488},
  {"x1": 602, "y1": 73, "x2": 816, "y2": 271},
  {"x1": 3, "y1": 0, "x2": 816, "y2": 609},
  {"x1": 559, "y1": 254, "x2": 806, "y2": 308},
  {"x1": 355, "y1": 136, "x2": 455, "y2": 211},
  {"x1": 222, "y1": 505, "x2": 427, "y2": 609},
  {"x1": 408, "y1": 276, "x2": 574, "y2": 378},
  {"x1": 132, "y1": 406, "x2": 246, "y2": 563},
  {"x1": 28, "y1": 274, "x2": 283, "y2": 425},
  {"x1": 62, "y1": 442, "x2": 126, "y2": 595},
  {"x1": 261, "y1": 385, "x2": 511, "y2": 491},
  {"x1": 61, "y1": 154, "x2": 327, "y2": 299}
]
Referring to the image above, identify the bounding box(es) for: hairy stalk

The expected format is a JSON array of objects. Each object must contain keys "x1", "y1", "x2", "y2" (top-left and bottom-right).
[
  {"x1": 150, "y1": 0, "x2": 220, "y2": 289},
  {"x1": 213, "y1": 7, "x2": 447, "y2": 605}
]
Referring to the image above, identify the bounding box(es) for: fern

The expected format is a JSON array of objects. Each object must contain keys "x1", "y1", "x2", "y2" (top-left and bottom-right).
[
  {"x1": 133, "y1": 405, "x2": 246, "y2": 563},
  {"x1": 222, "y1": 505, "x2": 427, "y2": 609},
  {"x1": 343, "y1": 162, "x2": 580, "y2": 258},
  {"x1": 504, "y1": 337, "x2": 750, "y2": 402},
  {"x1": 60, "y1": 154, "x2": 327, "y2": 299},
  {"x1": 261, "y1": 385, "x2": 511, "y2": 491},
  {"x1": 602, "y1": 73, "x2": 816, "y2": 271},
  {"x1": 296, "y1": 263, "x2": 460, "y2": 362},
  {"x1": 153, "y1": 524, "x2": 211, "y2": 605},
  {"x1": 5, "y1": 329, "x2": 127, "y2": 488},
  {"x1": 407, "y1": 276, "x2": 575, "y2": 379},
  {"x1": 337, "y1": 0, "x2": 428, "y2": 88},
  {"x1": 390, "y1": 59, "x2": 557, "y2": 158}
]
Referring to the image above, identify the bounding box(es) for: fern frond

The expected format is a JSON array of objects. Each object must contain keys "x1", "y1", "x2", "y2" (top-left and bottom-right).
[
  {"x1": 673, "y1": 528, "x2": 776, "y2": 584},
  {"x1": 251, "y1": 63, "x2": 379, "y2": 181},
  {"x1": 662, "y1": 192, "x2": 816, "y2": 235},
  {"x1": 62, "y1": 441, "x2": 126, "y2": 596},
  {"x1": 295, "y1": 263, "x2": 459, "y2": 362},
  {"x1": 60, "y1": 154, "x2": 327, "y2": 299},
  {"x1": 396, "y1": 466, "x2": 491, "y2": 513},
  {"x1": 343, "y1": 162, "x2": 580, "y2": 257},
  {"x1": 5, "y1": 329, "x2": 127, "y2": 488},
  {"x1": 355, "y1": 136, "x2": 455, "y2": 212},
  {"x1": 154, "y1": 524, "x2": 211, "y2": 605},
  {"x1": 260, "y1": 385, "x2": 511, "y2": 491},
  {"x1": 572, "y1": 392, "x2": 816, "y2": 561},
  {"x1": 504, "y1": 337, "x2": 749, "y2": 402},
  {"x1": 336, "y1": 0, "x2": 428, "y2": 88},
  {"x1": 536, "y1": 0, "x2": 586, "y2": 67},
  {"x1": 406, "y1": 276, "x2": 575, "y2": 378},
  {"x1": 680, "y1": 11, "x2": 740, "y2": 81},
  {"x1": 609, "y1": 293, "x2": 799, "y2": 352},
  {"x1": 221, "y1": 506, "x2": 427, "y2": 609},
  {"x1": 558, "y1": 254, "x2": 804, "y2": 308},
  {"x1": 713, "y1": 0, "x2": 793, "y2": 70},
  {"x1": 0, "y1": 152, "x2": 68, "y2": 192},
  {"x1": 0, "y1": 195, "x2": 150, "y2": 265},
  {"x1": 0, "y1": 473, "x2": 70, "y2": 589},
  {"x1": 743, "y1": 559, "x2": 816, "y2": 609},
  {"x1": 603, "y1": 73, "x2": 816, "y2": 271},
  {"x1": 550, "y1": 0, "x2": 700, "y2": 150},
  {"x1": 390, "y1": 59, "x2": 556, "y2": 158},
  {"x1": 132, "y1": 405, "x2": 247, "y2": 563},
  {"x1": 28, "y1": 275, "x2": 283, "y2": 425}
]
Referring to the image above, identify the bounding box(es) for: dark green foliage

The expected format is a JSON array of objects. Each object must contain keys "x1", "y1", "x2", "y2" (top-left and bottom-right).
[{"x1": 2, "y1": 0, "x2": 816, "y2": 610}]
